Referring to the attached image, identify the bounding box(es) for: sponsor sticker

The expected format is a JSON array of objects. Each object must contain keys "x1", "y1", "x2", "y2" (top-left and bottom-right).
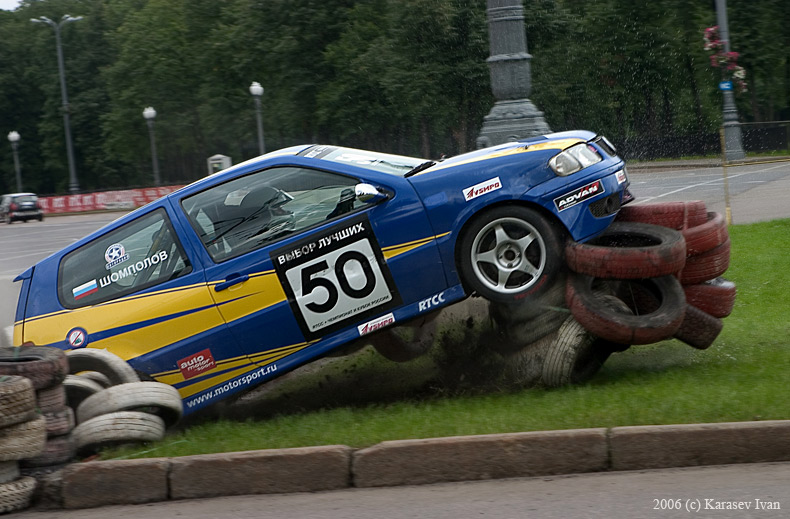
[
  {"x1": 358, "y1": 313, "x2": 395, "y2": 336},
  {"x1": 178, "y1": 349, "x2": 216, "y2": 380},
  {"x1": 615, "y1": 169, "x2": 627, "y2": 184},
  {"x1": 104, "y1": 243, "x2": 129, "y2": 270},
  {"x1": 463, "y1": 177, "x2": 502, "y2": 202},
  {"x1": 553, "y1": 180, "x2": 605, "y2": 211},
  {"x1": 72, "y1": 279, "x2": 98, "y2": 300},
  {"x1": 66, "y1": 327, "x2": 88, "y2": 348},
  {"x1": 418, "y1": 291, "x2": 446, "y2": 312}
]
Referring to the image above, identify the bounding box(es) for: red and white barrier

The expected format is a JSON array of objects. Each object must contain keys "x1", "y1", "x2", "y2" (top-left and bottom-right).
[{"x1": 38, "y1": 186, "x2": 185, "y2": 214}]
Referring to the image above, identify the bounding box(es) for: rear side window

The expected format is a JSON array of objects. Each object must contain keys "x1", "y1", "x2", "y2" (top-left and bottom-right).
[{"x1": 58, "y1": 208, "x2": 192, "y2": 308}]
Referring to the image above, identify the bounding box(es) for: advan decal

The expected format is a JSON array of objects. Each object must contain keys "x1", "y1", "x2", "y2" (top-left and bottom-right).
[{"x1": 553, "y1": 180, "x2": 605, "y2": 211}]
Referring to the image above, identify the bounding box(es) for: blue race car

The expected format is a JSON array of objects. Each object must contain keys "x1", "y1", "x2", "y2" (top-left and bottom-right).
[{"x1": 12, "y1": 130, "x2": 630, "y2": 413}]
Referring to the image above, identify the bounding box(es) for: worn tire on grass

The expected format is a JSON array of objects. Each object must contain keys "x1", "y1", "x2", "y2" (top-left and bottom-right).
[
  {"x1": 63, "y1": 375, "x2": 104, "y2": 410},
  {"x1": 0, "y1": 476, "x2": 36, "y2": 514},
  {"x1": 673, "y1": 304, "x2": 724, "y2": 350},
  {"x1": 0, "y1": 376, "x2": 37, "y2": 428},
  {"x1": 67, "y1": 349, "x2": 139, "y2": 386},
  {"x1": 0, "y1": 346, "x2": 68, "y2": 390},
  {"x1": 76, "y1": 370, "x2": 113, "y2": 388},
  {"x1": 43, "y1": 406, "x2": 75, "y2": 437},
  {"x1": 683, "y1": 277, "x2": 737, "y2": 318},
  {"x1": 0, "y1": 416, "x2": 47, "y2": 462},
  {"x1": 76, "y1": 382, "x2": 183, "y2": 427},
  {"x1": 542, "y1": 316, "x2": 611, "y2": 387},
  {"x1": 565, "y1": 222, "x2": 686, "y2": 279},
  {"x1": 35, "y1": 383, "x2": 67, "y2": 413},
  {"x1": 682, "y1": 211, "x2": 729, "y2": 256},
  {"x1": 566, "y1": 273, "x2": 686, "y2": 345},
  {"x1": 20, "y1": 434, "x2": 75, "y2": 468},
  {"x1": 0, "y1": 461, "x2": 20, "y2": 485},
  {"x1": 616, "y1": 201, "x2": 708, "y2": 229},
  {"x1": 72, "y1": 411, "x2": 165, "y2": 455}
]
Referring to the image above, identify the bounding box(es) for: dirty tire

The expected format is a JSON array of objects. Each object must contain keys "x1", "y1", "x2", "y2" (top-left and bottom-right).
[
  {"x1": 67, "y1": 349, "x2": 139, "y2": 386},
  {"x1": 566, "y1": 273, "x2": 686, "y2": 344},
  {"x1": 616, "y1": 201, "x2": 708, "y2": 229},
  {"x1": 63, "y1": 375, "x2": 104, "y2": 410},
  {"x1": 0, "y1": 416, "x2": 47, "y2": 462},
  {"x1": 542, "y1": 316, "x2": 611, "y2": 387},
  {"x1": 20, "y1": 435, "x2": 75, "y2": 468},
  {"x1": 682, "y1": 212, "x2": 729, "y2": 255},
  {"x1": 458, "y1": 205, "x2": 565, "y2": 303},
  {"x1": 0, "y1": 476, "x2": 36, "y2": 514},
  {"x1": 683, "y1": 277, "x2": 737, "y2": 318},
  {"x1": 0, "y1": 461, "x2": 20, "y2": 484},
  {"x1": 72, "y1": 411, "x2": 165, "y2": 455},
  {"x1": 76, "y1": 382, "x2": 183, "y2": 427},
  {"x1": 35, "y1": 383, "x2": 67, "y2": 413},
  {"x1": 371, "y1": 314, "x2": 439, "y2": 363},
  {"x1": 43, "y1": 407, "x2": 75, "y2": 437},
  {"x1": 673, "y1": 305, "x2": 724, "y2": 350},
  {"x1": 0, "y1": 346, "x2": 68, "y2": 390},
  {"x1": 565, "y1": 222, "x2": 686, "y2": 279},
  {"x1": 679, "y1": 239, "x2": 731, "y2": 285},
  {"x1": 75, "y1": 370, "x2": 112, "y2": 388},
  {"x1": 0, "y1": 376, "x2": 37, "y2": 428},
  {"x1": 488, "y1": 309, "x2": 568, "y2": 357}
]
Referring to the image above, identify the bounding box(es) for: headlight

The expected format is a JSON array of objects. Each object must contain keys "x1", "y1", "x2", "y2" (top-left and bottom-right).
[{"x1": 549, "y1": 143, "x2": 603, "y2": 176}]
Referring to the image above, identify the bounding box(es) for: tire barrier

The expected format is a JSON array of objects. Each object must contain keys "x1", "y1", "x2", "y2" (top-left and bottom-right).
[{"x1": 489, "y1": 200, "x2": 734, "y2": 386}]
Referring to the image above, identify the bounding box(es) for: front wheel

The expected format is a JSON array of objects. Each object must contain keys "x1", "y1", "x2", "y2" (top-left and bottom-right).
[{"x1": 458, "y1": 206, "x2": 565, "y2": 303}]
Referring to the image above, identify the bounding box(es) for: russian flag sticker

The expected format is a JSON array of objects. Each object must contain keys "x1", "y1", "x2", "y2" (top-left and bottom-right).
[{"x1": 72, "y1": 279, "x2": 98, "y2": 300}]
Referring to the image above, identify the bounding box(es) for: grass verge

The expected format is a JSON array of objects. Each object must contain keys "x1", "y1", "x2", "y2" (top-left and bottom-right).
[{"x1": 101, "y1": 218, "x2": 790, "y2": 460}]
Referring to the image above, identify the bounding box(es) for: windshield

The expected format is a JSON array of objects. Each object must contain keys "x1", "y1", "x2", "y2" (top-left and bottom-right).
[{"x1": 298, "y1": 145, "x2": 424, "y2": 176}]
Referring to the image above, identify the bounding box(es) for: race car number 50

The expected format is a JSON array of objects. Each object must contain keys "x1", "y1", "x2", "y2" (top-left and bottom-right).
[{"x1": 272, "y1": 214, "x2": 400, "y2": 339}]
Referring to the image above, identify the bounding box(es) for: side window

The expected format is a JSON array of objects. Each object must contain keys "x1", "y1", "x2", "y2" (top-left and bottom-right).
[
  {"x1": 58, "y1": 208, "x2": 192, "y2": 309},
  {"x1": 182, "y1": 166, "x2": 359, "y2": 262}
]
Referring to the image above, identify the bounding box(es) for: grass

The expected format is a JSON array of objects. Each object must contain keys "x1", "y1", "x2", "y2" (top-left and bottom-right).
[{"x1": 101, "y1": 219, "x2": 790, "y2": 460}]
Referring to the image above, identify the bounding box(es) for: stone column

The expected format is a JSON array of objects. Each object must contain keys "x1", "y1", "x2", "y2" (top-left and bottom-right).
[{"x1": 477, "y1": 0, "x2": 550, "y2": 148}]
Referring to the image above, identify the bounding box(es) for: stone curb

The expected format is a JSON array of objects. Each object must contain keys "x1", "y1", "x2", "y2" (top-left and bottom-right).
[{"x1": 45, "y1": 420, "x2": 790, "y2": 510}]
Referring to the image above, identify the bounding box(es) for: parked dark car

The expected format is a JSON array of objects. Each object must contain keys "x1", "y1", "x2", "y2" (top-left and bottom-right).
[{"x1": 1, "y1": 193, "x2": 44, "y2": 224}]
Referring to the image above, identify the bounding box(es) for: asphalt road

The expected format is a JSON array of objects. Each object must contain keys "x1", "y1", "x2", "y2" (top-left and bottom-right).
[{"x1": 15, "y1": 462, "x2": 790, "y2": 519}]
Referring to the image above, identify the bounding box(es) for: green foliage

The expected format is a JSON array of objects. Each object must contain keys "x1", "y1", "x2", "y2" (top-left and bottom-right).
[
  {"x1": 0, "y1": 0, "x2": 788, "y2": 194},
  {"x1": 102, "y1": 219, "x2": 790, "y2": 459}
]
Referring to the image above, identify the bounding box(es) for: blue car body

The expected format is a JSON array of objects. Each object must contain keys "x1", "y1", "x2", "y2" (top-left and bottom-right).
[{"x1": 13, "y1": 130, "x2": 628, "y2": 414}]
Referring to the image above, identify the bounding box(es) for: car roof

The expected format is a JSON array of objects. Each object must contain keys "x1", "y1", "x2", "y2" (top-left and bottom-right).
[{"x1": 3, "y1": 192, "x2": 37, "y2": 197}]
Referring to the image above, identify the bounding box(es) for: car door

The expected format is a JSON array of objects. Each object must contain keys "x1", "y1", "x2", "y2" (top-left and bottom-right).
[{"x1": 179, "y1": 163, "x2": 448, "y2": 373}]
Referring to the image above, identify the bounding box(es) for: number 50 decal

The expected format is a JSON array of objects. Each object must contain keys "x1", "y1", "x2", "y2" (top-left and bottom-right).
[{"x1": 273, "y1": 214, "x2": 400, "y2": 340}]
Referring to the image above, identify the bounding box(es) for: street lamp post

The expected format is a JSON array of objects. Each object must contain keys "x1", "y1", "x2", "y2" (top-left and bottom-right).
[
  {"x1": 7, "y1": 131, "x2": 22, "y2": 192},
  {"x1": 714, "y1": 0, "x2": 745, "y2": 162},
  {"x1": 31, "y1": 14, "x2": 83, "y2": 193},
  {"x1": 249, "y1": 81, "x2": 265, "y2": 155},
  {"x1": 142, "y1": 107, "x2": 161, "y2": 187}
]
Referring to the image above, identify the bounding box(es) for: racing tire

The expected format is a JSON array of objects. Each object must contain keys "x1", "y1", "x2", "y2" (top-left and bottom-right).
[
  {"x1": 76, "y1": 382, "x2": 183, "y2": 427},
  {"x1": 682, "y1": 212, "x2": 729, "y2": 256},
  {"x1": 66, "y1": 348, "x2": 140, "y2": 386},
  {"x1": 371, "y1": 314, "x2": 439, "y2": 363},
  {"x1": 0, "y1": 376, "x2": 37, "y2": 428},
  {"x1": 72, "y1": 411, "x2": 165, "y2": 455},
  {"x1": 19, "y1": 435, "x2": 75, "y2": 468},
  {"x1": 673, "y1": 304, "x2": 724, "y2": 350},
  {"x1": 0, "y1": 461, "x2": 20, "y2": 484},
  {"x1": 43, "y1": 407, "x2": 75, "y2": 437},
  {"x1": 0, "y1": 476, "x2": 36, "y2": 514},
  {"x1": 0, "y1": 416, "x2": 47, "y2": 462},
  {"x1": 36, "y1": 383, "x2": 67, "y2": 413},
  {"x1": 683, "y1": 277, "x2": 737, "y2": 318},
  {"x1": 63, "y1": 375, "x2": 104, "y2": 410},
  {"x1": 542, "y1": 316, "x2": 612, "y2": 387},
  {"x1": 0, "y1": 346, "x2": 68, "y2": 390},
  {"x1": 565, "y1": 222, "x2": 686, "y2": 279},
  {"x1": 458, "y1": 206, "x2": 565, "y2": 304},
  {"x1": 566, "y1": 273, "x2": 686, "y2": 345},
  {"x1": 679, "y1": 239, "x2": 731, "y2": 285},
  {"x1": 616, "y1": 201, "x2": 708, "y2": 230}
]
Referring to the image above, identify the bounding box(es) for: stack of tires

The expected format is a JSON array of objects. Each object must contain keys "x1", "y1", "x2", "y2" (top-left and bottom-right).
[
  {"x1": 65, "y1": 349, "x2": 183, "y2": 455},
  {"x1": 0, "y1": 345, "x2": 70, "y2": 513}
]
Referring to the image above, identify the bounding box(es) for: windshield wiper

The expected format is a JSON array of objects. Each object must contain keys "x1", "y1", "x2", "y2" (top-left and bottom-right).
[{"x1": 405, "y1": 161, "x2": 436, "y2": 178}]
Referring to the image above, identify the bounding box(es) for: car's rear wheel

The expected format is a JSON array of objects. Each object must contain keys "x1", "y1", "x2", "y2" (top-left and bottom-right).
[{"x1": 459, "y1": 206, "x2": 564, "y2": 303}]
